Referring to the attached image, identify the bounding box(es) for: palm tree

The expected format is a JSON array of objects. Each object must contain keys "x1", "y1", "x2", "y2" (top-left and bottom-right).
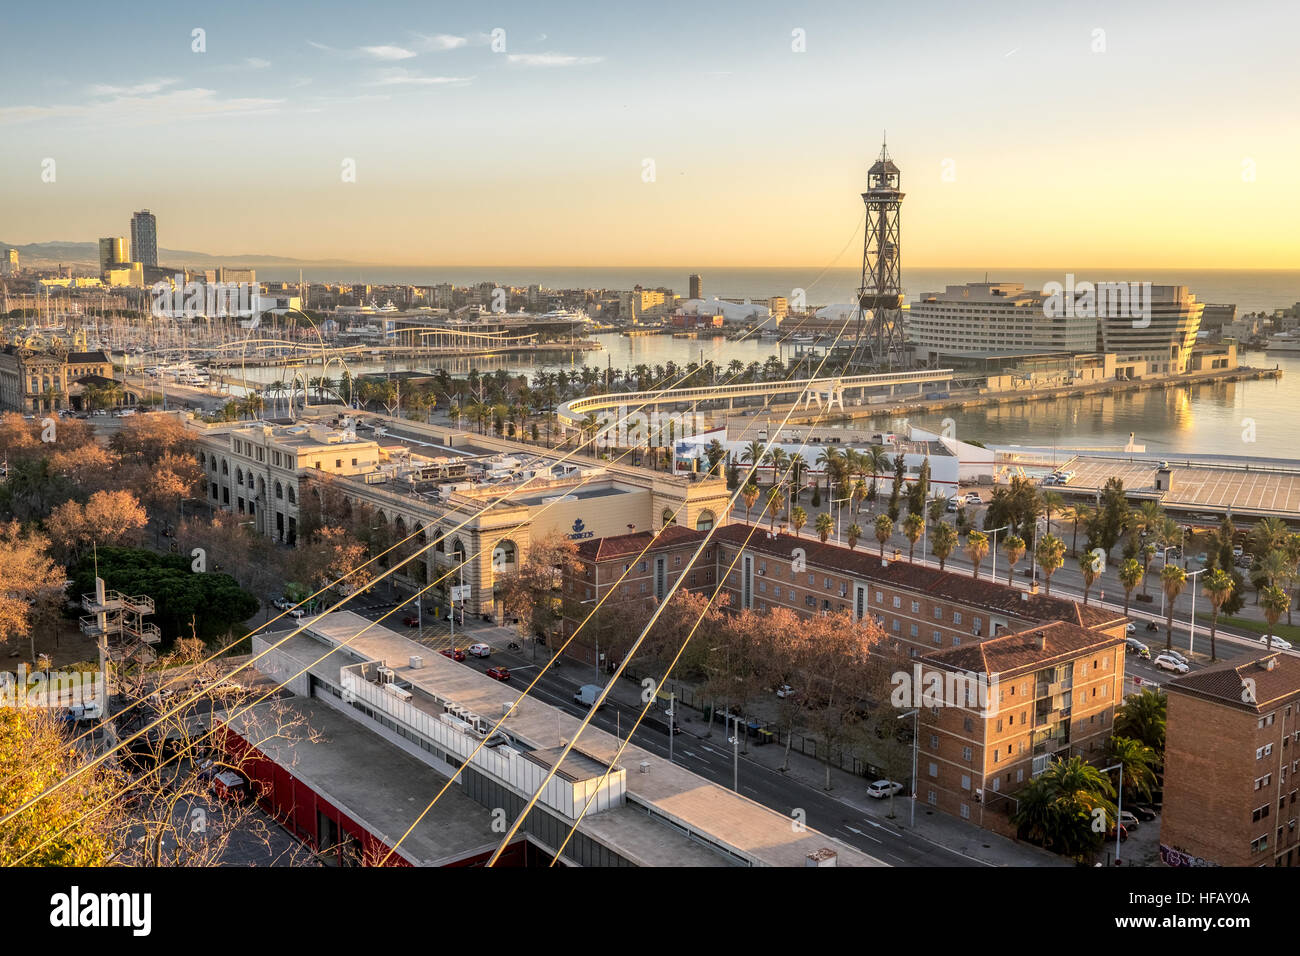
[
  {"x1": 1139, "y1": 542, "x2": 1157, "y2": 599},
  {"x1": 1079, "y1": 550, "x2": 1102, "y2": 605},
  {"x1": 1012, "y1": 756, "x2": 1116, "y2": 859},
  {"x1": 1003, "y1": 534, "x2": 1025, "y2": 586},
  {"x1": 1118, "y1": 558, "x2": 1143, "y2": 619},
  {"x1": 765, "y1": 486, "x2": 784, "y2": 531},
  {"x1": 932, "y1": 522, "x2": 957, "y2": 570},
  {"x1": 1106, "y1": 736, "x2": 1159, "y2": 804},
  {"x1": 875, "y1": 514, "x2": 894, "y2": 557},
  {"x1": 966, "y1": 530, "x2": 989, "y2": 579},
  {"x1": 1201, "y1": 568, "x2": 1234, "y2": 662},
  {"x1": 790, "y1": 506, "x2": 808, "y2": 537},
  {"x1": 741, "y1": 480, "x2": 759, "y2": 521},
  {"x1": 788, "y1": 453, "x2": 807, "y2": 500},
  {"x1": 1262, "y1": 584, "x2": 1290, "y2": 649},
  {"x1": 1041, "y1": 489, "x2": 1064, "y2": 535},
  {"x1": 1160, "y1": 564, "x2": 1188, "y2": 652},
  {"x1": 902, "y1": 513, "x2": 924, "y2": 563},
  {"x1": 1035, "y1": 534, "x2": 1066, "y2": 595},
  {"x1": 846, "y1": 522, "x2": 862, "y2": 551},
  {"x1": 1114, "y1": 687, "x2": 1167, "y2": 754},
  {"x1": 815, "y1": 511, "x2": 834, "y2": 543}
]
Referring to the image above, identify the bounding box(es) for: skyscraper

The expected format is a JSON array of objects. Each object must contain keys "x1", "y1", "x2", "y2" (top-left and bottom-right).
[
  {"x1": 1, "y1": 249, "x2": 17, "y2": 276},
  {"x1": 130, "y1": 210, "x2": 157, "y2": 269},
  {"x1": 98, "y1": 237, "x2": 127, "y2": 278},
  {"x1": 689, "y1": 274, "x2": 702, "y2": 299}
]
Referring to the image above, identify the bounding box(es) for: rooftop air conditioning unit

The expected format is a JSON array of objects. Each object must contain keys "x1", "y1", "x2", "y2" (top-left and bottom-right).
[
  {"x1": 377, "y1": 667, "x2": 396, "y2": 684},
  {"x1": 409, "y1": 655, "x2": 424, "y2": 669},
  {"x1": 502, "y1": 701, "x2": 516, "y2": 717},
  {"x1": 639, "y1": 761, "x2": 651, "y2": 774}
]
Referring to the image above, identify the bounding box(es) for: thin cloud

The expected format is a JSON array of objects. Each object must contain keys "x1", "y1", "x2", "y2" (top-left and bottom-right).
[
  {"x1": 0, "y1": 87, "x2": 282, "y2": 127},
  {"x1": 306, "y1": 40, "x2": 335, "y2": 52},
  {"x1": 412, "y1": 32, "x2": 467, "y2": 51},
  {"x1": 369, "y1": 68, "x2": 473, "y2": 87},
  {"x1": 360, "y1": 45, "x2": 417, "y2": 60},
  {"x1": 506, "y1": 52, "x2": 604, "y2": 67},
  {"x1": 87, "y1": 79, "x2": 175, "y2": 96}
]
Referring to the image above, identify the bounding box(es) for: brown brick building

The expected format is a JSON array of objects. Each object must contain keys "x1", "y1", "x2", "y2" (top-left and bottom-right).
[
  {"x1": 1162, "y1": 653, "x2": 1300, "y2": 867},
  {"x1": 918, "y1": 622, "x2": 1127, "y2": 837}
]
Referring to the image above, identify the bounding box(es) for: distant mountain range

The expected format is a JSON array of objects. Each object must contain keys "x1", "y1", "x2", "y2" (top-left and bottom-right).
[{"x1": 1, "y1": 239, "x2": 355, "y2": 270}]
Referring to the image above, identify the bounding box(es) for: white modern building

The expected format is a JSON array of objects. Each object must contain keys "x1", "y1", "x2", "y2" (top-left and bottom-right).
[{"x1": 906, "y1": 282, "x2": 1096, "y2": 361}]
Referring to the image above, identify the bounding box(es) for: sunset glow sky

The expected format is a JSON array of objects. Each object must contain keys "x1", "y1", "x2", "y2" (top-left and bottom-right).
[{"x1": 3, "y1": 0, "x2": 1298, "y2": 269}]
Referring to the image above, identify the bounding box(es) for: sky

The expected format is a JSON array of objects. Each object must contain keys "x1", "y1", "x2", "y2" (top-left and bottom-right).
[{"x1": 2, "y1": 0, "x2": 1298, "y2": 270}]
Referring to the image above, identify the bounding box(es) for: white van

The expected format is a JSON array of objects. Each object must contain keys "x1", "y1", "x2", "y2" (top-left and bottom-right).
[{"x1": 574, "y1": 684, "x2": 603, "y2": 708}]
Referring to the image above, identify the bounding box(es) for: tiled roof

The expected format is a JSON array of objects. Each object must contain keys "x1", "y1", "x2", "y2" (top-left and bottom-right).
[
  {"x1": 1166, "y1": 652, "x2": 1300, "y2": 713},
  {"x1": 709, "y1": 524, "x2": 1125, "y2": 631},
  {"x1": 66, "y1": 351, "x2": 110, "y2": 364},
  {"x1": 922, "y1": 620, "x2": 1125, "y2": 678},
  {"x1": 576, "y1": 524, "x2": 700, "y2": 562}
]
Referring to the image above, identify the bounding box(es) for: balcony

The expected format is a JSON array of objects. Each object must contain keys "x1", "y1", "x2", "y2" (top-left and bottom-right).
[
  {"x1": 1034, "y1": 679, "x2": 1073, "y2": 699},
  {"x1": 79, "y1": 614, "x2": 114, "y2": 637},
  {"x1": 121, "y1": 594, "x2": 155, "y2": 615},
  {"x1": 81, "y1": 590, "x2": 124, "y2": 614}
]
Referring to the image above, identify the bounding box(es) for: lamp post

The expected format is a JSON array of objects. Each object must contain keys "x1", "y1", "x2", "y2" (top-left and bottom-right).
[
  {"x1": 898, "y1": 709, "x2": 919, "y2": 826},
  {"x1": 986, "y1": 525, "x2": 1009, "y2": 583},
  {"x1": 1101, "y1": 762, "x2": 1125, "y2": 864},
  {"x1": 1185, "y1": 568, "x2": 1206, "y2": 657},
  {"x1": 832, "y1": 495, "x2": 852, "y2": 544},
  {"x1": 1158, "y1": 547, "x2": 1175, "y2": 618}
]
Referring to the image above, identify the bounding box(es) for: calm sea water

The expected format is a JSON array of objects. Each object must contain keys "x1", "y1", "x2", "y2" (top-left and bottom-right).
[
  {"x1": 243, "y1": 265, "x2": 1300, "y2": 460},
  {"x1": 262, "y1": 266, "x2": 1300, "y2": 316}
]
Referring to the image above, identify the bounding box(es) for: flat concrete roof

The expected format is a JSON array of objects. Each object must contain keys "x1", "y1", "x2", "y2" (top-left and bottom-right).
[
  {"x1": 226, "y1": 698, "x2": 500, "y2": 866},
  {"x1": 293, "y1": 611, "x2": 884, "y2": 868},
  {"x1": 1050, "y1": 456, "x2": 1300, "y2": 517}
]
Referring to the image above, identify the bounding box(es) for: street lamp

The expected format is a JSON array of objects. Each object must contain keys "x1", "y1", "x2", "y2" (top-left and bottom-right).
[
  {"x1": 832, "y1": 495, "x2": 852, "y2": 544},
  {"x1": 1158, "y1": 547, "x2": 1175, "y2": 618},
  {"x1": 898, "y1": 709, "x2": 919, "y2": 827},
  {"x1": 1101, "y1": 762, "x2": 1125, "y2": 864},
  {"x1": 986, "y1": 525, "x2": 1009, "y2": 583},
  {"x1": 1185, "y1": 568, "x2": 1207, "y2": 657}
]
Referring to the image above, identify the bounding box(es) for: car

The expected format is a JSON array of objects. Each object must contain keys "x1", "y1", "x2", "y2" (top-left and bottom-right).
[
  {"x1": 1164, "y1": 649, "x2": 1190, "y2": 666},
  {"x1": 440, "y1": 647, "x2": 466, "y2": 662},
  {"x1": 1233, "y1": 546, "x2": 1244, "y2": 558},
  {"x1": 866, "y1": 780, "x2": 904, "y2": 799},
  {"x1": 1106, "y1": 823, "x2": 1129, "y2": 842},
  {"x1": 946, "y1": 499, "x2": 959, "y2": 513},
  {"x1": 1261, "y1": 635, "x2": 1293, "y2": 650},
  {"x1": 775, "y1": 684, "x2": 796, "y2": 699},
  {"x1": 1154, "y1": 653, "x2": 1189, "y2": 674},
  {"x1": 271, "y1": 597, "x2": 291, "y2": 611},
  {"x1": 1131, "y1": 804, "x2": 1158, "y2": 822},
  {"x1": 1125, "y1": 637, "x2": 1150, "y2": 659},
  {"x1": 486, "y1": 666, "x2": 511, "y2": 682},
  {"x1": 468, "y1": 643, "x2": 491, "y2": 658},
  {"x1": 1118, "y1": 810, "x2": 1140, "y2": 830},
  {"x1": 402, "y1": 615, "x2": 420, "y2": 627},
  {"x1": 965, "y1": 492, "x2": 982, "y2": 504},
  {"x1": 1126, "y1": 622, "x2": 1136, "y2": 634},
  {"x1": 288, "y1": 607, "x2": 306, "y2": 619},
  {"x1": 211, "y1": 770, "x2": 248, "y2": 803}
]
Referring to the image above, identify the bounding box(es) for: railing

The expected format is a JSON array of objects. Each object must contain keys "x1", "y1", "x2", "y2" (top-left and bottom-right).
[{"x1": 81, "y1": 590, "x2": 124, "y2": 613}]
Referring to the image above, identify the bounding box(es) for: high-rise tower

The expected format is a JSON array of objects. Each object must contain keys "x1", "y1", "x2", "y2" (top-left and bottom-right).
[
  {"x1": 130, "y1": 210, "x2": 158, "y2": 269},
  {"x1": 852, "y1": 140, "x2": 907, "y2": 368}
]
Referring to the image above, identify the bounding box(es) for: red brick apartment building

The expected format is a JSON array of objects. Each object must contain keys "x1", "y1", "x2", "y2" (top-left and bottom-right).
[
  {"x1": 1162, "y1": 653, "x2": 1300, "y2": 867},
  {"x1": 562, "y1": 525, "x2": 1130, "y2": 835},
  {"x1": 918, "y1": 622, "x2": 1127, "y2": 837}
]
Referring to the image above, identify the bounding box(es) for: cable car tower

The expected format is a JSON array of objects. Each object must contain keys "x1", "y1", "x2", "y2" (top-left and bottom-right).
[{"x1": 850, "y1": 139, "x2": 908, "y2": 369}]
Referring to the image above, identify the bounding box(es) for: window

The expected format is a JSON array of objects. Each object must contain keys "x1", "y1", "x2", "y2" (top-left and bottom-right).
[
  {"x1": 911, "y1": 600, "x2": 920, "y2": 613},
  {"x1": 674, "y1": 555, "x2": 682, "y2": 568},
  {"x1": 892, "y1": 596, "x2": 901, "y2": 609},
  {"x1": 953, "y1": 612, "x2": 962, "y2": 625},
  {"x1": 927, "y1": 791, "x2": 937, "y2": 806},
  {"x1": 934, "y1": 607, "x2": 943, "y2": 620},
  {"x1": 1253, "y1": 805, "x2": 1271, "y2": 823},
  {"x1": 962, "y1": 746, "x2": 972, "y2": 761},
  {"x1": 932, "y1": 631, "x2": 942, "y2": 645},
  {"x1": 910, "y1": 624, "x2": 918, "y2": 638},
  {"x1": 960, "y1": 803, "x2": 970, "y2": 819},
  {"x1": 963, "y1": 717, "x2": 974, "y2": 732},
  {"x1": 929, "y1": 734, "x2": 939, "y2": 750},
  {"x1": 961, "y1": 774, "x2": 971, "y2": 790},
  {"x1": 928, "y1": 762, "x2": 938, "y2": 778},
  {"x1": 875, "y1": 591, "x2": 883, "y2": 604}
]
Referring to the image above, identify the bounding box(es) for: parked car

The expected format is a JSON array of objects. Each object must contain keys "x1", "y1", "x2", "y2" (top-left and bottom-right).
[
  {"x1": 288, "y1": 607, "x2": 306, "y2": 619},
  {"x1": 1261, "y1": 635, "x2": 1293, "y2": 650},
  {"x1": 964, "y1": 492, "x2": 982, "y2": 504},
  {"x1": 1125, "y1": 637, "x2": 1150, "y2": 659},
  {"x1": 775, "y1": 683, "x2": 796, "y2": 699},
  {"x1": 440, "y1": 647, "x2": 466, "y2": 662},
  {"x1": 946, "y1": 499, "x2": 959, "y2": 513},
  {"x1": 402, "y1": 615, "x2": 420, "y2": 627},
  {"x1": 1118, "y1": 809, "x2": 1140, "y2": 830},
  {"x1": 271, "y1": 597, "x2": 292, "y2": 611},
  {"x1": 1131, "y1": 804, "x2": 1158, "y2": 822},
  {"x1": 486, "y1": 666, "x2": 511, "y2": 682},
  {"x1": 1164, "y1": 649, "x2": 1190, "y2": 666},
  {"x1": 574, "y1": 684, "x2": 603, "y2": 708},
  {"x1": 468, "y1": 643, "x2": 491, "y2": 658},
  {"x1": 1154, "y1": 653, "x2": 1189, "y2": 674},
  {"x1": 866, "y1": 780, "x2": 904, "y2": 799},
  {"x1": 1106, "y1": 823, "x2": 1129, "y2": 842}
]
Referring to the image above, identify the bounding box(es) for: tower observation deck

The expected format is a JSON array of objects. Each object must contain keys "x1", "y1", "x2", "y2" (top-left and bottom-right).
[{"x1": 851, "y1": 140, "x2": 908, "y2": 369}]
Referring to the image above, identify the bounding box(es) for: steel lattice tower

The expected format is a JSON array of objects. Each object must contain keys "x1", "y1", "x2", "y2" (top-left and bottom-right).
[{"x1": 851, "y1": 140, "x2": 908, "y2": 369}]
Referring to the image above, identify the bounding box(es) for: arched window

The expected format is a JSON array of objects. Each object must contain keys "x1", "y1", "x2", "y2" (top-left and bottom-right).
[
  {"x1": 221, "y1": 459, "x2": 228, "y2": 475},
  {"x1": 287, "y1": 485, "x2": 296, "y2": 504},
  {"x1": 275, "y1": 481, "x2": 283, "y2": 500},
  {"x1": 695, "y1": 510, "x2": 715, "y2": 532},
  {"x1": 236, "y1": 467, "x2": 244, "y2": 486},
  {"x1": 662, "y1": 507, "x2": 677, "y2": 527}
]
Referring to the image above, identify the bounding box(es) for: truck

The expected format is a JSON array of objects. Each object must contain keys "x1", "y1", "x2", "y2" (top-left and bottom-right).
[{"x1": 574, "y1": 684, "x2": 604, "y2": 709}]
